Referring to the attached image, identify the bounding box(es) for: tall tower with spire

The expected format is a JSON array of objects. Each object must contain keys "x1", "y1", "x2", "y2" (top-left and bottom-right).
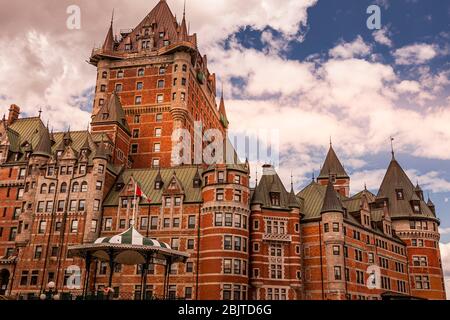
[{"x1": 89, "y1": 0, "x2": 227, "y2": 169}]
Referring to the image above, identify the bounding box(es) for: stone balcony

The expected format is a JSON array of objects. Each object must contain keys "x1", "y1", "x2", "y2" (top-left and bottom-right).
[{"x1": 262, "y1": 233, "x2": 292, "y2": 242}]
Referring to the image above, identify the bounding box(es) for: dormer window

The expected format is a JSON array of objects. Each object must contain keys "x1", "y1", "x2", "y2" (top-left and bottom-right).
[
  {"x1": 155, "y1": 181, "x2": 162, "y2": 190},
  {"x1": 144, "y1": 29, "x2": 149, "y2": 36},
  {"x1": 164, "y1": 40, "x2": 170, "y2": 46},
  {"x1": 396, "y1": 189, "x2": 404, "y2": 200},
  {"x1": 412, "y1": 202, "x2": 421, "y2": 214},
  {"x1": 330, "y1": 174, "x2": 336, "y2": 184},
  {"x1": 125, "y1": 44, "x2": 132, "y2": 51},
  {"x1": 102, "y1": 113, "x2": 109, "y2": 120},
  {"x1": 159, "y1": 32, "x2": 164, "y2": 38},
  {"x1": 270, "y1": 192, "x2": 281, "y2": 206},
  {"x1": 193, "y1": 178, "x2": 201, "y2": 188}
]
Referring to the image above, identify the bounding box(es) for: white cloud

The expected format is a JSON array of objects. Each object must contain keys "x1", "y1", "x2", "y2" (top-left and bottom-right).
[
  {"x1": 373, "y1": 27, "x2": 393, "y2": 47},
  {"x1": 329, "y1": 36, "x2": 372, "y2": 59},
  {"x1": 393, "y1": 43, "x2": 438, "y2": 65}
]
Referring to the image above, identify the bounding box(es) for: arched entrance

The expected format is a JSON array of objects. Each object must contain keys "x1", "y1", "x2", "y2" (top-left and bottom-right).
[{"x1": 0, "y1": 269, "x2": 10, "y2": 295}]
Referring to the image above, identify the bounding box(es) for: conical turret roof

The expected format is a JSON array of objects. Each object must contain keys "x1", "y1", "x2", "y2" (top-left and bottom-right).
[
  {"x1": 92, "y1": 92, "x2": 130, "y2": 134},
  {"x1": 320, "y1": 179, "x2": 344, "y2": 214},
  {"x1": 32, "y1": 127, "x2": 52, "y2": 157},
  {"x1": 318, "y1": 144, "x2": 349, "y2": 179}
]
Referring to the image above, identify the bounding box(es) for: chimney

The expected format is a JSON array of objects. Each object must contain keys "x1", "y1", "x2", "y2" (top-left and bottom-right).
[{"x1": 7, "y1": 104, "x2": 20, "y2": 125}]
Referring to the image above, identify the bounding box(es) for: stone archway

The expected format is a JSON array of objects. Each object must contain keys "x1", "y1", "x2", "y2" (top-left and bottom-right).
[{"x1": 0, "y1": 269, "x2": 10, "y2": 295}]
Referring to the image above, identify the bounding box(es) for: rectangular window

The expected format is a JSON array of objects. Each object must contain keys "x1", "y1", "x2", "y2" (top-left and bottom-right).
[
  {"x1": 135, "y1": 96, "x2": 142, "y2": 105},
  {"x1": 187, "y1": 239, "x2": 195, "y2": 250},
  {"x1": 173, "y1": 218, "x2": 180, "y2": 228},
  {"x1": 132, "y1": 129, "x2": 140, "y2": 138},
  {"x1": 216, "y1": 189, "x2": 224, "y2": 201},
  {"x1": 34, "y1": 246, "x2": 43, "y2": 259},
  {"x1": 131, "y1": 144, "x2": 138, "y2": 154},
  {"x1": 333, "y1": 223, "x2": 339, "y2": 232},
  {"x1": 104, "y1": 218, "x2": 112, "y2": 231},
  {"x1": 94, "y1": 199, "x2": 100, "y2": 211},
  {"x1": 215, "y1": 213, "x2": 223, "y2": 226},
  {"x1": 151, "y1": 217, "x2": 158, "y2": 230},
  {"x1": 156, "y1": 113, "x2": 163, "y2": 122},
  {"x1": 91, "y1": 220, "x2": 98, "y2": 233},
  {"x1": 96, "y1": 181, "x2": 103, "y2": 190},
  {"x1": 78, "y1": 200, "x2": 86, "y2": 211},
  {"x1": 224, "y1": 259, "x2": 232, "y2": 274},
  {"x1": 38, "y1": 220, "x2": 47, "y2": 234},
  {"x1": 164, "y1": 218, "x2": 170, "y2": 228},
  {"x1": 71, "y1": 220, "x2": 78, "y2": 233},
  {"x1": 224, "y1": 235, "x2": 232, "y2": 250},
  {"x1": 136, "y1": 82, "x2": 143, "y2": 90},
  {"x1": 225, "y1": 213, "x2": 232, "y2": 227},
  {"x1": 157, "y1": 80, "x2": 165, "y2": 88},
  {"x1": 188, "y1": 215, "x2": 196, "y2": 229},
  {"x1": 156, "y1": 94, "x2": 164, "y2": 103},
  {"x1": 155, "y1": 128, "x2": 162, "y2": 137},
  {"x1": 333, "y1": 245, "x2": 340, "y2": 255},
  {"x1": 334, "y1": 266, "x2": 342, "y2": 280}
]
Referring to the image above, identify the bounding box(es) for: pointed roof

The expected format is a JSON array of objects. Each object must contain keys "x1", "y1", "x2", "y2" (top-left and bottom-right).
[
  {"x1": 92, "y1": 92, "x2": 130, "y2": 134},
  {"x1": 32, "y1": 127, "x2": 52, "y2": 157},
  {"x1": 427, "y1": 197, "x2": 435, "y2": 207},
  {"x1": 320, "y1": 179, "x2": 344, "y2": 214},
  {"x1": 102, "y1": 16, "x2": 115, "y2": 52},
  {"x1": 63, "y1": 128, "x2": 72, "y2": 145},
  {"x1": 318, "y1": 144, "x2": 349, "y2": 179},
  {"x1": 250, "y1": 164, "x2": 292, "y2": 210},
  {"x1": 377, "y1": 158, "x2": 436, "y2": 220},
  {"x1": 116, "y1": 0, "x2": 180, "y2": 52},
  {"x1": 288, "y1": 187, "x2": 301, "y2": 209},
  {"x1": 80, "y1": 132, "x2": 91, "y2": 151},
  {"x1": 219, "y1": 92, "x2": 229, "y2": 128}
]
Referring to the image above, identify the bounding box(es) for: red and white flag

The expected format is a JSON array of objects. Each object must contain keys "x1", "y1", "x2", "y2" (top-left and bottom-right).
[{"x1": 135, "y1": 183, "x2": 151, "y2": 203}]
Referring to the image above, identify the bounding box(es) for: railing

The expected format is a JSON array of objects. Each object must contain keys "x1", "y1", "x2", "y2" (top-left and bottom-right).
[{"x1": 262, "y1": 233, "x2": 292, "y2": 242}]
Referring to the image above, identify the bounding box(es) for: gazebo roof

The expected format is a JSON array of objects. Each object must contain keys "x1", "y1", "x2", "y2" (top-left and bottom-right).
[
  {"x1": 94, "y1": 226, "x2": 170, "y2": 248},
  {"x1": 68, "y1": 227, "x2": 189, "y2": 265}
]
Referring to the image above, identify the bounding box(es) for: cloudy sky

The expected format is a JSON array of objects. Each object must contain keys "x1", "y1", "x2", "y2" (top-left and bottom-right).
[{"x1": 0, "y1": 0, "x2": 449, "y2": 298}]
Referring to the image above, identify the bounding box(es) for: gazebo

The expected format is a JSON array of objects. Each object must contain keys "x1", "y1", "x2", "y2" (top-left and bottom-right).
[{"x1": 68, "y1": 226, "x2": 189, "y2": 300}]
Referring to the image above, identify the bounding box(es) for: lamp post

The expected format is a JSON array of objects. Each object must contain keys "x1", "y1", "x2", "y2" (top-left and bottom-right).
[{"x1": 39, "y1": 281, "x2": 60, "y2": 300}]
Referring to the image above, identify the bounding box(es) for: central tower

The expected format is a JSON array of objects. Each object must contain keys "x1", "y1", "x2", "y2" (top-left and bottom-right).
[{"x1": 89, "y1": 0, "x2": 228, "y2": 169}]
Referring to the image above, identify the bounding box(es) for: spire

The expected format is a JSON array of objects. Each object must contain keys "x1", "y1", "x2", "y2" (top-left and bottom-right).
[
  {"x1": 218, "y1": 85, "x2": 229, "y2": 129},
  {"x1": 63, "y1": 127, "x2": 72, "y2": 146},
  {"x1": 49, "y1": 128, "x2": 56, "y2": 146},
  {"x1": 321, "y1": 179, "x2": 344, "y2": 214},
  {"x1": 81, "y1": 132, "x2": 91, "y2": 152},
  {"x1": 390, "y1": 136, "x2": 395, "y2": 160},
  {"x1": 288, "y1": 173, "x2": 300, "y2": 209},
  {"x1": 318, "y1": 144, "x2": 349, "y2": 179},
  {"x1": 32, "y1": 127, "x2": 52, "y2": 158},
  {"x1": 102, "y1": 11, "x2": 115, "y2": 52}
]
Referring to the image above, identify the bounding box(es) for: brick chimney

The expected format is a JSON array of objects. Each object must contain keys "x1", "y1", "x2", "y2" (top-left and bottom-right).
[{"x1": 7, "y1": 104, "x2": 20, "y2": 125}]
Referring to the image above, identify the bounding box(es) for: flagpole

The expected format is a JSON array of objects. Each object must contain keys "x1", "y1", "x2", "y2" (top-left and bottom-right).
[{"x1": 133, "y1": 183, "x2": 137, "y2": 227}]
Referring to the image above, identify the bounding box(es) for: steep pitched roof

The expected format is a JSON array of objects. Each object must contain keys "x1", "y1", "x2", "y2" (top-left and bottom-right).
[
  {"x1": 321, "y1": 180, "x2": 344, "y2": 214},
  {"x1": 102, "y1": 20, "x2": 115, "y2": 52},
  {"x1": 103, "y1": 166, "x2": 203, "y2": 206},
  {"x1": 297, "y1": 182, "x2": 327, "y2": 220},
  {"x1": 218, "y1": 94, "x2": 229, "y2": 129},
  {"x1": 318, "y1": 144, "x2": 349, "y2": 179},
  {"x1": 250, "y1": 165, "x2": 292, "y2": 210},
  {"x1": 377, "y1": 158, "x2": 436, "y2": 220},
  {"x1": 116, "y1": 0, "x2": 179, "y2": 51},
  {"x1": 32, "y1": 127, "x2": 52, "y2": 157},
  {"x1": 92, "y1": 92, "x2": 130, "y2": 134}
]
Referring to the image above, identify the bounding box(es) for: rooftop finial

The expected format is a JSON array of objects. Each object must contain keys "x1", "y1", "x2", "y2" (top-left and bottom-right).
[
  {"x1": 290, "y1": 170, "x2": 294, "y2": 190},
  {"x1": 330, "y1": 136, "x2": 332, "y2": 147},
  {"x1": 390, "y1": 136, "x2": 395, "y2": 159},
  {"x1": 38, "y1": 107, "x2": 42, "y2": 118},
  {"x1": 183, "y1": 0, "x2": 186, "y2": 18},
  {"x1": 312, "y1": 171, "x2": 315, "y2": 182},
  {"x1": 255, "y1": 167, "x2": 258, "y2": 186},
  {"x1": 111, "y1": 8, "x2": 115, "y2": 26}
]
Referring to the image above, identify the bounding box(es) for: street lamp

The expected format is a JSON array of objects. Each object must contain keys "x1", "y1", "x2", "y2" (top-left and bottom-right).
[{"x1": 40, "y1": 281, "x2": 59, "y2": 300}]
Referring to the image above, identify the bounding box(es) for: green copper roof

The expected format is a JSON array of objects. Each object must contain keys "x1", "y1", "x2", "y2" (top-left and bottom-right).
[{"x1": 103, "y1": 166, "x2": 203, "y2": 206}]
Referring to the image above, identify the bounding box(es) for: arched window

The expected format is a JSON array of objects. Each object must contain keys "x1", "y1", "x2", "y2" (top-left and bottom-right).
[
  {"x1": 81, "y1": 181, "x2": 88, "y2": 192},
  {"x1": 60, "y1": 182, "x2": 67, "y2": 193},
  {"x1": 138, "y1": 68, "x2": 145, "y2": 77},
  {"x1": 102, "y1": 71, "x2": 108, "y2": 79},
  {"x1": 182, "y1": 64, "x2": 187, "y2": 72},
  {"x1": 40, "y1": 183, "x2": 47, "y2": 194},
  {"x1": 72, "y1": 182, "x2": 79, "y2": 193},
  {"x1": 48, "y1": 183, "x2": 56, "y2": 193},
  {"x1": 117, "y1": 70, "x2": 124, "y2": 78}
]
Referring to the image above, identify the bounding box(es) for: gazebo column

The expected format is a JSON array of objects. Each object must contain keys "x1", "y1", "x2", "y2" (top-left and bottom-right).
[
  {"x1": 141, "y1": 253, "x2": 150, "y2": 300},
  {"x1": 107, "y1": 249, "x2": 115, "y2": 299},
  {"x1": 164, "y1": 258, "x2": 172, "y2": 300},
  {"x1": 83, "y1": 253, "x2": 92, "y2": 299}
]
